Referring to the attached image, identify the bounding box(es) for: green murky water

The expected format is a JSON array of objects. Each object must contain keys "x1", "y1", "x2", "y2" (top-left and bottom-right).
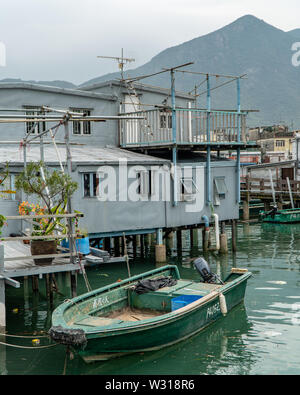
[{"x1": 1, "y1": 222, "x2": 300, "y2": 375}]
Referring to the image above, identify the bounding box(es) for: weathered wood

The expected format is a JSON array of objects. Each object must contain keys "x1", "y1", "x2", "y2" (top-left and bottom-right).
[
  {"x1": 1, "y1": 234, "x2": 82, "y2": 241},
  {"x1": 4, "y1": 252, "x2": 76, "y2": 262}
]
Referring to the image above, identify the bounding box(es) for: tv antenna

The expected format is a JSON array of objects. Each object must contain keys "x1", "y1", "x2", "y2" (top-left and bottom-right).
[{"x1": 97, "y1": 48, "x2": 135, "y2": 80}]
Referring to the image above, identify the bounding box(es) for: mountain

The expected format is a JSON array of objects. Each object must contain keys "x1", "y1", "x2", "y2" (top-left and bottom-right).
[
  {"x1": 81, "y1": 15, "x2": 300, "y2": 129},
  {"x1": 0, "y1": 78, "x2": 76, "y2": 89},
  {"x1": 2, "y1": 15, "x2": 300, "y2": 128}
]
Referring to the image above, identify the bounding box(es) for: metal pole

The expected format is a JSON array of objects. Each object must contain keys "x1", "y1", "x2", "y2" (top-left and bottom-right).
[
  {"x1": 64, "y1": 120, "x2": 75, "y2": 264},
  {"x1": 206, "y1": 74, "x2": 211, "y2": 205},
  {"x1": 236, "y1": 77, "x2": 241, "y2": 203},
  {"x1": 286, "y1": 177, "x2": 295, "y2": 209},
  {"x1": 269, "y1": 169, "x2": 277, "y2": 207},
  {"x1": 171, "y1": 69, "x2": 178, "y2": 207}
]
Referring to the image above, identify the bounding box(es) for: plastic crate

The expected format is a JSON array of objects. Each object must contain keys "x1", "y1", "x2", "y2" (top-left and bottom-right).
[{"x1": 171, "y1": 295, "x2": 203, "y2": 311}]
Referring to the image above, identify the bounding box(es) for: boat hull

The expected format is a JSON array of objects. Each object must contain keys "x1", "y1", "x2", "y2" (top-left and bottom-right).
[
  {"x1": 75, "y1": 276, "x2": 249, "y2": 362},
  {"x1": 259, "y1": 208, "x2": 300, "y2": 223}
]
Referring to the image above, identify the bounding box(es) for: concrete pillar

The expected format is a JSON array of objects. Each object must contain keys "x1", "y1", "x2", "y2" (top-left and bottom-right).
[
  {"x1": 243, "y1": 200, "x2": 249, "y2": 221},
  {"x1": 219, "y1": 222, "x2": 228, "y2": 254},
  {"x1": 155, "y1": 229, "x2": 166, "y2": 263},
  {"x1": 202, "y1": 228, "x2": 210, "y2": 252},
  {"x1": 155, "y1": 245, "x2": 166, "y2": 263}
]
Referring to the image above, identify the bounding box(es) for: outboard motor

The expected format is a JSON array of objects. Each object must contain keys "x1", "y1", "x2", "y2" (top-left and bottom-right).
[{"x1": 193, "y1": 257, "x2": 224, "y2": 284}]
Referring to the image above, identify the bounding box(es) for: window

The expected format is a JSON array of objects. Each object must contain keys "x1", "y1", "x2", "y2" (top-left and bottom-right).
[
  {"x1": 214, "y1": 177, "x2": 227, "y2": 206},
  {"x1": 136, "y1": 170, "x2": 155, "y2": 198},
  {"x1": 83, "y1": 173, "x2": 99, "y2": 197},
  {"x1": 23, "y1": 106, "x2": 46, "y2": 135},
  {"x1": 180, "y1": 176, "x2": 197, "y2": 201},
  {"x1": 159, "y1": 110, "x2": 172, "y2": 129},
  {"x1": 71, "y1": 108, "x2": 91, "y2": 135},
  {"x1": 276, "y1": 140, "x2": 285, "y2": 147}
]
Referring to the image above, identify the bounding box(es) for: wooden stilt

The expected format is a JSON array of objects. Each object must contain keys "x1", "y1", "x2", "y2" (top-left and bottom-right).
[
  {"x1": 190, "y1": 229, "x2": 194, "y2": 247},
  {"x1": 231, "y1": 219, "x2": 237, "y2": 252},
  {"x1": 132, "y1": 235, "x2": 137, "y2": 257},
  {"x1": 114, "y1": 237, "x2": 120, "y2": 257},
  {"x1": 70, "y1": 272, "x2": 77, "y2": 298},
  {"x1": 176, "y1": 230, "x2": 182, "y2": 252},
  {"x1": 32, "y1": 275, "x2": 39, "y2": 293}
]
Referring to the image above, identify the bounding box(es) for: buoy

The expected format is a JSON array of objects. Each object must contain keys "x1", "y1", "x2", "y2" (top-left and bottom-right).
[
  {"x1": 32, "y1": 339, "x2": 40, "y2": 346},
  {"x1": 219, "y1": 293, "x2": 227, "y2": 316}
]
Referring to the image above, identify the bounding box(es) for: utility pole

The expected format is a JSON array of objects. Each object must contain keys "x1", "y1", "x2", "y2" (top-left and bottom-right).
[{"x1": 97, "y1": 48, "x2": 135, "y2": 80}]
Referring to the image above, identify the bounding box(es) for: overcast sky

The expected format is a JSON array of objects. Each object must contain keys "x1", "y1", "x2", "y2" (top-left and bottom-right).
[{"x1": 0, "y1": 0, "x2": 300, "y2": 85}]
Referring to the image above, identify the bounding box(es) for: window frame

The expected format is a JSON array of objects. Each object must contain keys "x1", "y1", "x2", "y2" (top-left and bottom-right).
[
  {"x1": 70, "y1": 108, "x2": 92, "y2": 136},
  {"x1": 82, "y1": 172, "x2": 99, "y2": 198},
  {"x1": 180, "y1": 176, "x2": 198, "y2": 201},
  {"x1": 23, "y1": 106, "x2": 46, "y2": 135},
  {"x1": 213, "y1": 176, "x2": 228, "y2": 206},
  {"x1": 159, "y1": 110, "x2": 172, "y2": 130}
]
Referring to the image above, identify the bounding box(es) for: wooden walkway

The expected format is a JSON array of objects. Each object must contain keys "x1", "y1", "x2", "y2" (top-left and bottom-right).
[{"x1": 240, "y1": 176, "x2": 300, "y2": 203}]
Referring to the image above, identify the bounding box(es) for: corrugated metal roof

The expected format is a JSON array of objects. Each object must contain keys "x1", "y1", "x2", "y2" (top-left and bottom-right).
[
  {"x1": 0, "y1": 144, "x2": 170, "y2": 166},
  {"x1": 0, "y1": 82, "x2": 117, "y2": 101},
  {"x1": 80, "y1": 79, "x2": 195, "y2": 100}
]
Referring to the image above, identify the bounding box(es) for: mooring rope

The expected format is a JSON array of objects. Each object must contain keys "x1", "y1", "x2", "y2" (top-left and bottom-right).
[
  {"x1": 0, "y1": 340, "x2": 58, "y2": 349},
  {"x1": 2, "y1": 333, "x2": 49, "y2": 339}
]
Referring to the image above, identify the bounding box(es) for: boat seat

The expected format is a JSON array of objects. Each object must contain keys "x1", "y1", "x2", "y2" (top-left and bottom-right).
[
  {"x1": 153, "y1": 280, "x2": 194, "y2": 295},
  {"x1": 74, "y1": 315, "x2": 123, "y2": 327},
  {"x1": 172, "y1": 282, "x2": 223, "y2": 296}
]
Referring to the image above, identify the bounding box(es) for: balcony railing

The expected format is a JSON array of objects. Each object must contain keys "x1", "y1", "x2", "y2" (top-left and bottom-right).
[{"x1": 119, "y1": 108, "x2": 248, "y2": 148}]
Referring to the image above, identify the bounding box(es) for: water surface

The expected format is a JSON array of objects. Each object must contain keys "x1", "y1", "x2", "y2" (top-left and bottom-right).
[{"x1": 1, "y1": 222, "x2": 300, "y2": 375}]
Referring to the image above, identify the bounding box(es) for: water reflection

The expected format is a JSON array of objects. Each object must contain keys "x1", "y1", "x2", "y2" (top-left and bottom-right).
[
  {"x1": 65, "y1": 305, "x2": 254, "y2": 375},
  {"x1": 2, "y1": 223, "x2": 300, "y2": 374}
]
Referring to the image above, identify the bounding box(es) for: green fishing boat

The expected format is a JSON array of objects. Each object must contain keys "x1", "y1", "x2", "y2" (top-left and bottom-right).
[
  {"x1": 49, "y1": 261, "x2": 251, "y2": 363},
  {"x1": 259, "y1": 207, "x2": 300, "y2": 223}
]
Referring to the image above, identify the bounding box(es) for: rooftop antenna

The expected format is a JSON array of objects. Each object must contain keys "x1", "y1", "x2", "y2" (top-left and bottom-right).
[{"x1": 97, "y1": 48, "x2": 135, "y2": 80}]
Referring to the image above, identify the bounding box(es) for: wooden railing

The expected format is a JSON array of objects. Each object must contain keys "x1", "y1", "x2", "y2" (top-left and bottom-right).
[
  {"x1": 1, "y1": 212, "x2": 84, "y2": 263},
  {"x1": 119, "y1": 108, "x2": 247, "y2": 147},
  {"x1": 241, "y1": 176, "x2": 300, "y2": 195}
]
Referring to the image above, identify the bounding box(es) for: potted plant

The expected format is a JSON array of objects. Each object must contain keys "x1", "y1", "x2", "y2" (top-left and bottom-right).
[
  {"x1": 15, "y1": 161, "x2": 78, "y2": 265},
  {"x1": 61, "y1": 214, "x2": 90, "y2": 255}
]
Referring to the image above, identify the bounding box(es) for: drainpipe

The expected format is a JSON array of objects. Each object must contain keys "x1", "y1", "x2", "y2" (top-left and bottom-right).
[
  {"x1": 201, "y1": 215, "x2": 210, "y2": 229},
  {"x1": 212, "y1": 213, "x2": 220, "y2": 251}
]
